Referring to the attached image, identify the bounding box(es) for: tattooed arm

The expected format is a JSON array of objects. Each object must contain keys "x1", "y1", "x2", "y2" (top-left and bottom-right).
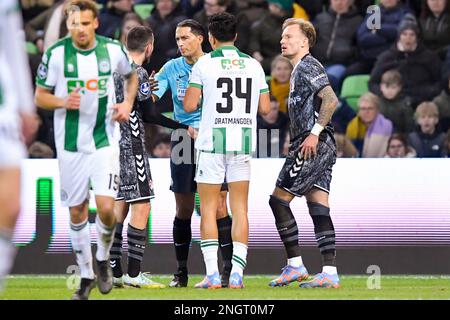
[
  {"x1": 299, "y1": 85, "x2": 338, "y2": 160},
  {"x1": 316, "y1": 85, "x2": 338, "y2": 127}
]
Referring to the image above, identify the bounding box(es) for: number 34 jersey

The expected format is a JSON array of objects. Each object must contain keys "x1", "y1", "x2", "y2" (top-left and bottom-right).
[{"x1": 189, "y1": 45, "x2": 269, "y2": 154}]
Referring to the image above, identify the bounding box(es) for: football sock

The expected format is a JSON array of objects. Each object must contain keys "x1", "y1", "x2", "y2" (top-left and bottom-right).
[
  {"x1": 0, "y1": 230, "x2": 17, "y2": 285},
  {"x1": 217, "y1": 216, "x2": 233, "y2": 272},
  {"x1": 307, "y1": 202, "x2": 337, "y2": 267},
  {"x1": 200, "y1": 239, "x2": 219, "y2": 276},
  {"x1": 231, "y1": 242, "x2": 248, "y2": 277},
  {"x1": 322, "y1": 266, "x2": 338, "y2": 275},
  {"x1": 70, "y1": 219, "x2": 94, "y2": 279},
  {"x1": 173, "y1": 217, "x2": 191, "y2": 273},
  {"x1": 110, "y1": 222, "x2": 123, "y2": 278},
  {"x1": 287, "y1": 256, "x2": 303, "y2": 268},
  {"x1": 127, "y1": 224, "x2": 146, "y2": 278},
  {"x1": 95, "y1": 215, "x2": 115, "y2": 262},
  {"x1": 269, "y1": 195, "x2": 301, "y2": 258}
]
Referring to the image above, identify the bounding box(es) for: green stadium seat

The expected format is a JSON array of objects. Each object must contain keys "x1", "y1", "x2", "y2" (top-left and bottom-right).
[
  {"x1": 340, "y1": 74, "x2": 370, "y2": 112},
  {"x1": 134, "y1": 4, "x2": 154, "y2": 20},
  {"x1": 26, "y1": 42, "x2": 38, "y2": 55}
]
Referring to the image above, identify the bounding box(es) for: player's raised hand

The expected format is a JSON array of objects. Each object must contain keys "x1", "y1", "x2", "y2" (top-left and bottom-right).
[
  {"x1": 112, "y1": 101, "x2": 131, "y2": 122},
  {"x1": 299, "y1": 134, "x2": 319, "y2": 161},
  {"x1": 149, "y1": 70, "x2": 158, "y2": 92},
  {"x1": 64, "y1": 87, "x2": 81, "y2": 110}
]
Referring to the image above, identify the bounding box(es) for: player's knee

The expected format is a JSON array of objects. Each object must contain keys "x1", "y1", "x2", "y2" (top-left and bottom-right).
[
  {"x1": 176, "y1": 206, "x2": 194, "y2": 219},
  {"x1": 269, "y1": 195, "x2": 290, "y2": 211}
]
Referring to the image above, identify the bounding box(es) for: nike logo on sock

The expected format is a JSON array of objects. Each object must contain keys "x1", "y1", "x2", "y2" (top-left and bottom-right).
[
  {"x1": 220, "y1": 243, "x2": 231, "y2": 248},
  {"x1": 175, "y1": 243, "x2": 187, "y2": 247}
]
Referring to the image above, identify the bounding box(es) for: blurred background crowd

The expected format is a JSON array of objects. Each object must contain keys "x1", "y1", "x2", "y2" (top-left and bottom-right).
[{"x1": 21, "y1": 0, "x2": 450, "y2": 159}]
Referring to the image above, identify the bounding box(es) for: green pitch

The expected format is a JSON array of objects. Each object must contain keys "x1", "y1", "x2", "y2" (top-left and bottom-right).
[{"x1": 1, "y1": 275, "x2": 450, "y2": 300}]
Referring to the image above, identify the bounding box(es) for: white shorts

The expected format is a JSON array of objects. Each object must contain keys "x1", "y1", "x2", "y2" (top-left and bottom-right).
[
  {"x1": 0, "y1": 121, "x2": 25, "y2": 168},
  {"x1": 195, "y1": 151, "x2": 251, "y2": 184},
  {"x1": 58, "y1": 145, "x2": 120, "y2": 207}
]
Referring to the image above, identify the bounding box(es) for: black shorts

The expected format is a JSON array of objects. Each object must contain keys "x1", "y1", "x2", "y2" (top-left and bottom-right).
[
  {"x1": 276, "y1": 135, "x2": 336, "y2": 197},
  {"x1": 170, "y1": 131, "x2": 227, "y2": 193}
]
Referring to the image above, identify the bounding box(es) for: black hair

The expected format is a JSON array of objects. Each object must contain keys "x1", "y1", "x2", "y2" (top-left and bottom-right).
[
  {"x1": 126, "y1": 26, "x2": 154, "y2": 52},
  {"x1": 177, "y1": 19, "x2": 205, "y2": 38},
  {"x1": 207, "y1": 12, "x2": 237, "y2": 42}
]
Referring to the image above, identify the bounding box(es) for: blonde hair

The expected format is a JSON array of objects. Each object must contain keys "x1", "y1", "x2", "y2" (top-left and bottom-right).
[
  {"x1": 415, "y1": 101, "x2": 439, "y2": 119},
  {"x1": 282, "y1": 18, "x2": 316, "y2": 48},
  {"x1": 358, "y1": 92, "x2": 380, "y2": 110}
]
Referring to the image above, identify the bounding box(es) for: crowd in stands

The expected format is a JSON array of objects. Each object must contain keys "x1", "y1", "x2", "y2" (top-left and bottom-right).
[{"x1": 21, "y1": 0, "x2": 450, "y2": 158}]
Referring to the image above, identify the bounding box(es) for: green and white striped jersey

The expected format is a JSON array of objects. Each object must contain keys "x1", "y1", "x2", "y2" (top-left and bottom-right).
[
  {"x1": 36, "y1": 35, "x2": 133, "y2": 153},
  {"x1": 189, "y1": 45, "x2": 269, "y2": 154},
  {"x1": 0, "y1": 0, "x2": 34, "y2": 129}
]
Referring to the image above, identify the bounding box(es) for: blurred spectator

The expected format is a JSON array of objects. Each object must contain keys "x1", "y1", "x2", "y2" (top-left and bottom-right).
[
  {"x1": 346, "y1": 92, "x2": 394, "y2": 157},
  {"x1": 349, "y1": 0, "x2": 411, "y2": 76},
  {"x1": 354, "y1": 0, "x2": 375, "y2": 15},
  {"x1": 118, "y1": 12, "x2": 146, "y2": 44},
  {"x1": 146, "y1": 0, "x2": 187, "y2": 72},
  {"x1": 193, "y1": 0, "x2": 250, "y2": 53},
  {"x1": 256, "y1": 95, "x2": 289, "y2": 157},
  {"x1": 269, "y1": 55, "x2": 292, "y2": 114},
  {"x1": 311, "y1": 0, "x2": 363, "y2": 93},
  {"x1": 35, "y1": 109, "x2": 56, "y2": 155},
  {"x1": 249, "y1": 0, "x2": 294, "y2": 74},
  {"x1": 443, "y1": 46, "x2": 450, "y2": 82},
  {"x1": 180, "y1": 0, "x2": 204, "y2": 17},
  {"x1": 295, "y1": 0, "x2": 323, "y2": 21},
  {"x1": 151, "y1": 133, "x2": 172, "y2": 157},
  {"x1": 378, "y1": 70, "x2": 415, "y2": 134},
  {"x1": 408, "y1": 101, "x2": 447, "y2": 156},
  {"x1": 384, "y1": 133, "x2": 417, "y2": 157},
  {"x1": 419, "y1": 0, "x2": 450, "y2": 60},
  {"x1": 21, "y1": 0, "x2": 55, "y2": 23},
  {"x1": 432, "y1": 75, "x2": 450, "y2": 132},
  {"x1": 97, "y1": 0, "x2": 134, "y2": 39},
  {"x1": 369, "y1": 14, "x2": 442, "y2": 107},
  {"x1": 443, "y1": 128, "x2": 450, "y2": 156},
  {"x1": 238, "y1": 0, "x2": 268, "y2": 25},
  {"x1": 335, "y1": 132, "x2": 359, "y2": 157},
  {"x1": 28, "y1": 141, "x2": 55, "y2": 158},
  {"x1": 25, "y1": 0, "x2": 70, "y2": 53},
  {"x1": 331, "y1": 98, "x2": 357, "y2": 134}
]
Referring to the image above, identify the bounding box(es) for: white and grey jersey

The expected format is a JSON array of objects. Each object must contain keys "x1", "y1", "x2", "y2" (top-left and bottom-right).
[{"x1": 288, "y1": 54, "x2": 334, "y2": 142}]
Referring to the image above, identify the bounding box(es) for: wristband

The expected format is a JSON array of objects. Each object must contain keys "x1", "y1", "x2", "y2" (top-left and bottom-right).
[{"x1": 311, "y1": 123, "x2": 324, "y2": 136}]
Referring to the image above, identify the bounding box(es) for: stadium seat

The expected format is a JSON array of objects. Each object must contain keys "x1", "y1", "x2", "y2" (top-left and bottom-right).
[
  {"x1": 26, "y1": 42, "x2": 38, "y2": 55},
  {"x1": 134, "y1": 4, "x2": 154, "y2": 19},
  {"x1": 340, "y1": 74, "x2": 370, "y2": 112}
]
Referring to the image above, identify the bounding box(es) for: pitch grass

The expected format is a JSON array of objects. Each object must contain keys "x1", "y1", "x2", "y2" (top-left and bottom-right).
[{"x1": 1, "y1": 275, "x2": 450, "y2": 300}]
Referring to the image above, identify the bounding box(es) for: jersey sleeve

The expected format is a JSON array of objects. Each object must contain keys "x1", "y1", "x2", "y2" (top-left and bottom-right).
[
  {"x1": 116, "y1": 43, "x2": 134, "y2": 77},
  {"x1": 304, "y1": 59, "x2": 330, "y2": 94},
  {"x1": 136, "y1": 67, "x2": 151, "y2": 102},
  {"x1": 152, "y1": 62, "x2": 170, "y2": 99},
  {"x1": 257, "y1": 63, "x2": 269, "y2": 94},
  {"x1": 188, "y1": 58, "x2": 203, "y2": 89},
  {"x1": 35, "y1": 47, "x2": 58, "y2": 90},
  {"x1": 3, "y1": 0, "x2": 34, "y2": 113}
]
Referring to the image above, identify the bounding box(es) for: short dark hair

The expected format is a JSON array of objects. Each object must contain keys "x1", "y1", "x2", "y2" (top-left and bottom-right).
[
  {"x1": 208, "y1": 12, "x2": 237, "y2": 43},
  {"x1": 177, "y1": 19, "x2": 205, "y2": 38},
  {"x1": 66, "y1": 0, "x2": 99, "y2": 19},
  {"x1": 381, "y1": 69, "x2": 403, "y2": 87},
  {"x1": 126, "y1": 26, "x2": 154, "y2": 52}
]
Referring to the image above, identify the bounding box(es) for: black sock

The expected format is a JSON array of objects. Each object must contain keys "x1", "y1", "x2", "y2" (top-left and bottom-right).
[
  {"x1": 217, "y1": 216, "x2": 233, "y2": 272},
  {"x1": 269, "y1": 195, "x2": 301, "y2": 258},
  {"x1": 307, "y1": 202, "x2": 336, "y2": 267},
  {"x1": 127, "y1": 224, "x2": 147, "y2": 278},
  {"x1": 110, "y1": 222, "x2": 123, "y2": 278},
  {"x1": 173, "y1": 217, "x2": 191, "y2": 273}
]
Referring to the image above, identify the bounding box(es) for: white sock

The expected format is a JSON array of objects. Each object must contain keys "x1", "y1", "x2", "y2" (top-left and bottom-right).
[
  {"x1": 0, "y1": 231, "x2": 17, "y2": 285},
  {"x1": 70, "y1": 219, "x2": 94, "y2": 279},
  {"x1": 231, "y1": 242, "x2": 248, "y2": 277},
  {"x1": 95, "y1": 216, "x2": 116, "y2": 262},
  {"x1": 200, "y1": 239, "x2": 219, "y2": 276},
  {"x1": 287, "y1": 256, "x2": 303, "y2": 268},
  {"x1": 322, "y1": 266, "x2": 337, "y2": 275}
]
